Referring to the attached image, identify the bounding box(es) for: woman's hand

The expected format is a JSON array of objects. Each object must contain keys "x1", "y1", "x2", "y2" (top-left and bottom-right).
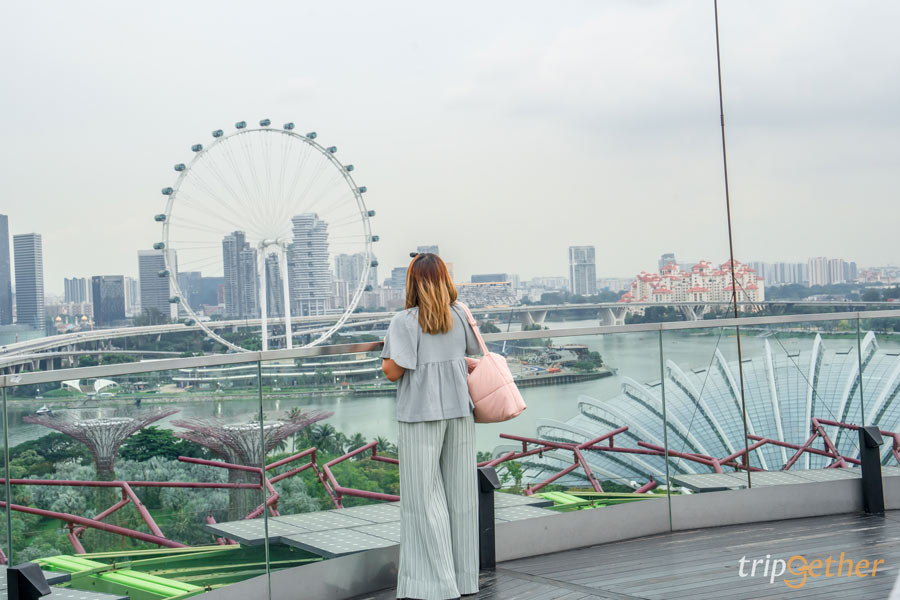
[{"x1": 465, "y1": 357, "x2": 479, "y2": 374}]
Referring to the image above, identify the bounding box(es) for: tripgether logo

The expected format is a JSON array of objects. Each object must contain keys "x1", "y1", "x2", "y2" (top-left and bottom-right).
[{"x1": 738, "y1": 553, "x2": 886, "y2": 589}]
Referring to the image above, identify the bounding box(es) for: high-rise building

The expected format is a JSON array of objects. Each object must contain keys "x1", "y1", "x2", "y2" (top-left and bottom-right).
[
  {"x1": 200, "y1": 276, "x2": 224, "y2": 309},
  {"x1": 238, "y1": 248, "x2": 259, "y2": 317},
  {"x1": 416, "y1": 245, "x2": 440, "y2": 255},
  {"x1": 568, "y1": 246, "x2": 597, "y2": 296},
  {"x1": 90, "y1": 275, "x2": 126, "y2": 327},
  {"x1": 222, "y1": 231, "x2": 251, "y2": 318},
  {"x1": 138, "y1": 249, "x2": 177, "y2": 321},
  {"x1": 808, "y1": 257, "x2": 829, "y2": 287},
  {"x1": 289, "y1": 214, "x2": 330, "y2": 316},
  {"x1": 335, "y1": 253, "x2": 365, "y2": 286},
  {"x1": 658, "y1": 253, "x2": 676, "y2": 272},
  {"x1": 264, "y1": 253, "x2": 284, "y2": 318},
  {"x1": 471, "y1": 273, "x2": 509, "y2": 284},
  {"x1": 828, "y1": 258, "x2": 846, "y2": 285},
  {"x1": 13, "y1": 233, "x2": 45, "y2": 330},
  {"x1": 0, "y1": 215, "x2": 12, "y2": 325},
  {"x1": 64, "y1": 277, "x2": 89, "y2": 304},
  {"x1": 176, "y1": 271, "x2": 203, "y2": 311},
  {"x1": 334, "y1": 252, "x2": 377, "y2": 290},
  {"x1": 391, "y1": 267, "x2": 408, "y2": 290},
  {"x1": 124, "y1": 276, "x2": 140, "y2": 316}
]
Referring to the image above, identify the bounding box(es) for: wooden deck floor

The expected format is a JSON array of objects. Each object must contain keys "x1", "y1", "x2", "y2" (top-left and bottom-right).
[{"x1": 356, "y1": 510, "x2": 900, "y2": 599}]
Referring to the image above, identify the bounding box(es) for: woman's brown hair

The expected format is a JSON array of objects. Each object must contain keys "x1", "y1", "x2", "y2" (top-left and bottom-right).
[{"x1": 405, "y1": 253, "x2": 458, "y2": 334}]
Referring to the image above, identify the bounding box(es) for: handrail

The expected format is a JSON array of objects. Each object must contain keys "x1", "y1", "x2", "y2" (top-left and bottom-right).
[{"x1": 2, "y1": 308, "x2": 898, "y2": 387}]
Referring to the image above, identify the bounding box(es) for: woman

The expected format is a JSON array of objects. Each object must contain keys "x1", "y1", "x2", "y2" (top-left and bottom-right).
[{"x1": 381, "y1": 252, "x2": 482, "y2": 600}]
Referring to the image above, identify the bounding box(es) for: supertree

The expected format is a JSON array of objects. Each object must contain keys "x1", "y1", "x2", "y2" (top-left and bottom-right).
[
  {"x1": 23, "y1": 409, "x2": 180, "y2": 481},
  {"x1": 172, "y1": 410, "x2": 332, "y2": 518}
]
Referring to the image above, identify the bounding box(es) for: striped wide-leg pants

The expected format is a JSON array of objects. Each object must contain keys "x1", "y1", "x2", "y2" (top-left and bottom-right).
[{"x1": 397, "y1": 414, "x2": 478, "y2": 600}]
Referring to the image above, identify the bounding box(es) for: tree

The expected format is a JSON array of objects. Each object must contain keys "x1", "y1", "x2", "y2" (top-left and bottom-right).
[
  {"x1": 480, "y1": 321, "x2": 501, "y2": 334},
  {"x1": 78, "y1": 355, "x2": 99, "y2": 367},
  {"x1": 862, "y1": 289, "x2": 882, "y2": 302},
  {"x1": 119, "y1": 426, "x2": 207, "y2": 462}
]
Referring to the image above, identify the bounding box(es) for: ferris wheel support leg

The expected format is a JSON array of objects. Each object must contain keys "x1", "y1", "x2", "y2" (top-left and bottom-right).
[
  {"x1": 258, "y1": 249, "x2": 269, "y2": 352},
  {"x1": 280, "y1": 248, "x2": 293, "y2": 349}
]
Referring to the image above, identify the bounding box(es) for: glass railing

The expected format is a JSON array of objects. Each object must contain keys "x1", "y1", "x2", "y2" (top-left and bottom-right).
[{"x1": 1, "y1": 308, "x2": 898, "y2": 599}]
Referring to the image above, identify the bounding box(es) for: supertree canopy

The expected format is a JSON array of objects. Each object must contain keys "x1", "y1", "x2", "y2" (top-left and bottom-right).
[
  {"x1": 23, "y1": 409, "x2": 179, "y2": 479},
  {"x1": 171, "y1": 410, "x2": 332, "y2": 466},
  {"x1": 172, "y1": 410, "x2": 332, "y2": 519}
]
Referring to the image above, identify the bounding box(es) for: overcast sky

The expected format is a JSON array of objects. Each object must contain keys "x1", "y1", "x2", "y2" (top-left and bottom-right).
[{"x1": 2, "y1": 0, "x2": 898, "y2": 295}]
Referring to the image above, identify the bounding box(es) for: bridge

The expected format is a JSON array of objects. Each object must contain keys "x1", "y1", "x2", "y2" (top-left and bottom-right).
[{"x1": 0, "y1": 301, "x2": 890, "y2": 373}]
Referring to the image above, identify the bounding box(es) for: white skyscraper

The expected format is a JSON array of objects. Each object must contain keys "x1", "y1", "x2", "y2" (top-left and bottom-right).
[
  {"x1": 289, "y1": 213, "x2": 330, "y2": 315},
  {"x1": 568, "y1": 246, "x2": 597, "y2": 296}
]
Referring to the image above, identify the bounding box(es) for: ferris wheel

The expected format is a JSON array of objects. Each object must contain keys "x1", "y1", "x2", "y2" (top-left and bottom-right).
[{"x1": 155, "y1": 119, "x2": 377, "y2": 352}]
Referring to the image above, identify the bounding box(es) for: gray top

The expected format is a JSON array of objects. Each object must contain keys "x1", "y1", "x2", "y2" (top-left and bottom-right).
[{"x1": 381, "y1": 303, "x2": 482, "y2": 422}]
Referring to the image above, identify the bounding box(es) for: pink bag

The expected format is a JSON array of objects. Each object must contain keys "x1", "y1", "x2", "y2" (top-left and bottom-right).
[{"x1": 456, "y1": 303, "x2": 526, "y2": 423}]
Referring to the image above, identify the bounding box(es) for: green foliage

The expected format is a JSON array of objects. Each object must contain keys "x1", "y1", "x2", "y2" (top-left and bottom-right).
[
  {"x1": 78, "y1": 355, "x2": 100, "y2": 367},
  {"x1": 9, "y1": 433, "x2": 91, "y2": 476},
  {"x1": 101, "y1": 354, "x2": 136, "y2": 364},
  {"x1": 119, "y1": 427, "x2": 209, "y2": 462},
  {"x1": 480, "y1": 321, "x2": 501, "y2": 334}
]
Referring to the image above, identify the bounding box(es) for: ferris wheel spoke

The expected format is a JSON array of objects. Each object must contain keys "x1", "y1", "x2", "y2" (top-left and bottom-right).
[
  {"x1": 281, "y1": 139, "x2": 316, "y2": 220},
  {"x1": 291, "y1": 169, "x2": 348, "y2": 219},
  {"x1": 219, "y1": 139, "x2": 266, "y2": 225},
  {"x1": 196, "y1": 150, "x2": 269, "y2": 237},
  {"x1": 172, "y1": 205, "x2": 253, "y2": 237},
  {"x1": 179, "y1": 168, "x2": 261, "y2": 234}
]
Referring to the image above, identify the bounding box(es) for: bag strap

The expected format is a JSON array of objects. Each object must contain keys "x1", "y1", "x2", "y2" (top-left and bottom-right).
[{"x1": 454, "y1": 302, "x2": 489, "y2": 356}]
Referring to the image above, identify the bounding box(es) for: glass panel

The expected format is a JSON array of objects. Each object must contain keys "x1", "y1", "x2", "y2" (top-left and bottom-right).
[
  {"x1": 661, "y1": 325, "x2": 755, "y2": 516},
  {"x1": 480, "y1": 328, "x2": 669, "y2": 515},
  {"x1": 2, "y1": 384, "x2": 10, "y2": 565},
  {"x1": 858, "y1": 314, "x2": 900, "y2": 472},
  {"x1": 257, "y1": 348, "x2": 400, "y2": 570},
  {"x1": 2, "y1": 358, "x2": 268, "y2": 596}
]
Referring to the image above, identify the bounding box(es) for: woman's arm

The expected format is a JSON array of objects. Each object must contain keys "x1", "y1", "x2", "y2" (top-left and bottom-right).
[{"x1": 382, "y1": 358, "x2": 406, "y2": 382}]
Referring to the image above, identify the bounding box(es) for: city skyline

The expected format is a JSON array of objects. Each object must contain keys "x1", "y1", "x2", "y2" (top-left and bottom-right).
[{"x1": 2, "y1": 2, "x2": 898, "y2": 291}]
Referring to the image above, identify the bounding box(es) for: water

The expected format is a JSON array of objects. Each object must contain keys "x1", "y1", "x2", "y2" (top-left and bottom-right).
[{"x1": 6, "y1": 320, "x2": 898, "y2": 453}]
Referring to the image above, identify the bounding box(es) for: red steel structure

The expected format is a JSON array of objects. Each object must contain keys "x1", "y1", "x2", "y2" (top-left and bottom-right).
[{"x1": 2, "y1": 417, "x2": 897, "y2": 561}]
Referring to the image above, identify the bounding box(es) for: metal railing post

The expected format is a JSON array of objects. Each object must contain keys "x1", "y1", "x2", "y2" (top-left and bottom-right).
[
  {"x1": 858, "y1": 426, "x2": 884, "y2": 514},
  {"x1": 477, "y1": 466, "x2": 501, "y2": 570}
]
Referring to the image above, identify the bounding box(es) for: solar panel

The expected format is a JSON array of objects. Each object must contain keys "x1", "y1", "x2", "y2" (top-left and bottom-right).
[
  {"x1": 281, "y1": 528, "x2": 397, "y2": 558},
  {"x1": 203, "y1": 518, "x2": 310, "y2": 545},
  {"x1": 271, "y1": 511, "x2": 373, "y2": 532},
  {"x1": 351, "y1": 521, "x2": 402, "y2": 543},
  {"x1": 333, "y1": 502, "x2": 400, "y2": 523}
]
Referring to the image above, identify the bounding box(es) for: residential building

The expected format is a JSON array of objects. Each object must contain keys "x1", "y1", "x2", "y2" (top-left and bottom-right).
[
  {"x1": 64, "y1": 277, "x2": 90, "y2": 304},
  {"x1": 13, "y1": 233, "x2": 44, "y2": 330},
  {"x1": 416, "y1": 245, "x2": 439, "y2": 255},
  {"x1": 222, "y1": 231, "x2": 254, "y2": 318},
  {"x1": 828, "y1": 258, "x2": 846, "y2": 285},
  {"x1": 568, "y1": 246, "x2": 597, "y2": 296},
  {"x1": 289, "y1": 213, "x2": 330, "y2": 316},
  {"x1": 0, "y1": 215, "x2": 11, "y2": 325},
  {"x1": 621, "y1": 258, "x2": 764, "y2": 304},
  {"x1": 808, "y1": 257, "x2": 830, "y2": 287}
]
